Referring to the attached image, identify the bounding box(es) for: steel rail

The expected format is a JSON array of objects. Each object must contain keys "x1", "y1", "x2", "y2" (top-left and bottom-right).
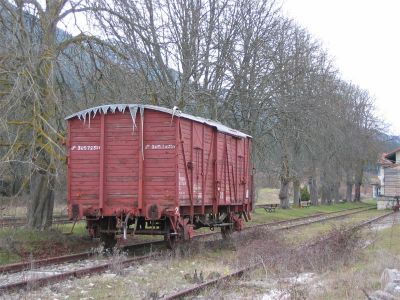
[
  {"x1": 0, "y1": 253, "x2": 155, "y2": 293},
  {"x1": 271, "y1": 206, "x2": 375, "y2": 230},
  {"x1": 0, "y1": 239, "x2": 164, "y2": 275},
  {"x1": 0, "y1": 206, "x2": 373, "y2": 275},
  {"x1": 194, "y1": 206, "x2": 375, "y2": 239},
  {"x1": 0, "y1": 217, "x2": 72, "y2": 228},
  {"x1": 0, "y1": 252, "x2": 93, "y2": 274},
  {"x1": 250, "y1": 206, "x2": 374, "y2": 229},
  {"x1": 0, "y1": 206, "x2": 377, "y2": 293},
  {"x1": 0, "y1": 215, "x2": 68, "y2": 222},
  {"x1": 161, "y1": 211, "x2": 396, "y2": 300}
]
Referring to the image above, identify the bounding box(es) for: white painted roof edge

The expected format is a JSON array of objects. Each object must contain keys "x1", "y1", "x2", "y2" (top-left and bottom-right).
[{"x1": 65, "y1": 104, "x2": 252, "y2": 138}]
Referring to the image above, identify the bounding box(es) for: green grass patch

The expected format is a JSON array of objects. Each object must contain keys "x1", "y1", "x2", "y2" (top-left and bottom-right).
[
  {"x1": 0, "y1": 250, "x2": 20, "y2": 265},
  {"x1": 53, "y1": 221, "x2": 87, "y2": 236},
  {"x1": 285, "y1": 210, "x2": 388, "y2": 243},
  {"x1": 0, "y1": 223, "x2": 97, "y2": 266},
  {"x1": 361, "y1": 198, "x2": 377, "y2": 205},
  {"x1": 250, "y1": 201, "x2": 375, "y2": 225}
]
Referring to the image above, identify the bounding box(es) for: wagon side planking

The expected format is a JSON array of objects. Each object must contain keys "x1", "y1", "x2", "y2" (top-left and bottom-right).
[{"x1": 66, "y1": 104, "x2": 253, "y2": 247}]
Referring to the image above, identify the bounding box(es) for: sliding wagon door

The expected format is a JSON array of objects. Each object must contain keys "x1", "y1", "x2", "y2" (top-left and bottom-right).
[
  {"x1": 103, "y1": 112, "x2": 139, "y2": 214},
  {"x1": 142, "y1": 110, "x2": 177, "y2": 216}
]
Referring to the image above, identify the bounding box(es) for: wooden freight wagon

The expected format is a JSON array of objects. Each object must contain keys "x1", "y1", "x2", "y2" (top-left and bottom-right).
[{"x1": 66, "y1": 104, "x2": 253, "y2": 247}]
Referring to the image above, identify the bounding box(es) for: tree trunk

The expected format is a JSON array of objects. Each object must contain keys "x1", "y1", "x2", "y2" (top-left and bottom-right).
[
  {"x1": 28, "y1": 171, "x2": 55, "y2": 230},
  {"x1": 320, "y1": 186, "x2": 327, "y2": 205},
  {"x1": 320, "y1": 172, "x2": 328, "y2": 205},
  {"x1": 327, "y1": 185, "x2": 333, "y2": 204},
  {"x1": 293, "y1": 179, "x2": 300, "y2": 207},
  {"x1": 346, "y1": 171, "x2": 353, "y2": 202},
  {"x1": 309, "y1": 176, "x2": 318, "y2": 205},
  {"x1": 279, "y1": 178, "x2": 290, "y2": 209},
  {"x1": 333, "y1": 182, "x2": 340, "y2": 203},
  {"x1": 346, "y1": 182, "x2": 353, "y2": 202},
  {"x1": 354, "y1": 167, "x2": 363, "y2": 202},
  {"x1": 25, "y1": 12, "x2": 57, "y2": 230},
  {"x1": 279, "y1": 155, "x2": 290, "y2": 209},
  {"x1": 354, "y1": 182, "x2": 361, "y2": 202}
]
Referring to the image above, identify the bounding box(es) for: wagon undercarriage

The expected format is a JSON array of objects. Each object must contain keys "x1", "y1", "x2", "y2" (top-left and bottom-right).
[{"x1": 86, "y1": 209, "x2": 249, "y2": 248}]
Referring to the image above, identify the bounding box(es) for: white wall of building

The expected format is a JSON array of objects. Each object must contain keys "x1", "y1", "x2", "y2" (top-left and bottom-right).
[{"x1": 396, "y1": 151, "x2": 400, "y2": 164}]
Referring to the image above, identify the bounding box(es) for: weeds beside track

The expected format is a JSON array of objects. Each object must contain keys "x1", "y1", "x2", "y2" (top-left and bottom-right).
[
  {"x1": 0, "y1": 206, "x2": 383, "y2": 295},
  {"x1": 161, "y1": 211, "x2": 395, "y2": 300}
]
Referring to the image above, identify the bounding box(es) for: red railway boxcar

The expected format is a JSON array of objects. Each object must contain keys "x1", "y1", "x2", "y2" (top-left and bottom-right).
[{"x1": 66, "y1": 104, "x2": 253, "y2": 247}]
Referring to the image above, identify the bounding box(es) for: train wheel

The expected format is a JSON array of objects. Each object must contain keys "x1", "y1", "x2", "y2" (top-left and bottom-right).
[
  {"x1": 221, "y1": 226, "x2": 233, "y2": 239},
  {"x1": 164, "y1": 233, "x2": 178, "y2": 249},
  {"x1": 100, "y1": 232, "x2": 117, "y2": 250},
  {"x1": 164, "y1": 218, "x2": 194, "y2": 249},
  {"x1": 164, "y1": 221, "x2": 179, "y2": 249},
  {"x1": 98, "y1": 217, "x2": 117, "y2": 250}
]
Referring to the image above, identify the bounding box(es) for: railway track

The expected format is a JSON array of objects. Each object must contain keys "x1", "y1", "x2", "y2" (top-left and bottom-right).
[
  {"x1": 0, "y1": 205, "x2": 371, "y2": 228},
  {"x1": 161, "y1": 211, "x2": 396, "y2": 300},
  {"x1": 0, "y1": 216, "x2": 71, "y2": 228},
  {"x1": 250, "y1": 205, "x2": 375, "y2": 230},
  {"x1": 0, "y1": 239, "x2": 164, "y2": 274},
  {"x1": 0, "y1": 206, "x2": 379, "y2": 294},
  {"x1": 0, "y1": 206, "x2": 372, "y2": 275},
  {"x1": 0, "y1": 240, "x2": 164, "y2": 293},
  {"x1": 257, "y1": 206, "x2": 377, "y2": 230}
]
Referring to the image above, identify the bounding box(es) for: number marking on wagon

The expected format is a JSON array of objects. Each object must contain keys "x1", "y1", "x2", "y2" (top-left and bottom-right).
[
  {"x1": 145, "y1": 144, "x2": 176, "y2": 150},
  {"x1": 71, "y1": 145, "x2": 101, "y2": 151}
]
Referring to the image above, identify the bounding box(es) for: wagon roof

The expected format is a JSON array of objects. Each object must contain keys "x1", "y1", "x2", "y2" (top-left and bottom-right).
[{"x1": 65, "y1": 104, "x2": 251, "y2": 138}]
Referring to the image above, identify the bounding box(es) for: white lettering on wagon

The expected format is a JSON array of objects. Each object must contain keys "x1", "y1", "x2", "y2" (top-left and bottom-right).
[
  {"x1": 71, "y1": 145, "x2": 101, "y2": 151},
  {"x1": 145, "y1": 144, "x2": 176, "y2": 150}
]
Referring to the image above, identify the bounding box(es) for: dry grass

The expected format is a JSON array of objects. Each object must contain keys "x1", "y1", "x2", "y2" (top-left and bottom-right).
[
  {"x1": 312, "y1": 249, "x2": 400, "y2": 299},
  {"x1": 256, "y1": 188, "x2": 280, "y2": 205},
  {"x1": 310, "y1": 223, "x2": 400, "y2": 299},
  {"x1": 224, "y1": 221, "x2": 400, "y2": 299},
  {"x1": 0, "y1": 201, "x2": 67, "y2": 218},
  {"x1": 3, "y1": 213, "x2": 396, "y2": 300},
  {"x1": 234, "y1": 225, "x2": 362, "y2": 276},
  {"x1": 189, "y1": 224, "x2": 364, "y2": 300},
  {"x1": 0, "y1": 188, "x2": 383, "y2": 298}
]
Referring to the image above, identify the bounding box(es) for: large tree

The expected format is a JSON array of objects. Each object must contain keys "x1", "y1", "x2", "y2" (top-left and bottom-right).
[
  {"x1": 0, "y1": 0, "x2": 123, "y2": 229},
  {"x1": 0, "y1": 0, "x2": 385, "y2": 225}
]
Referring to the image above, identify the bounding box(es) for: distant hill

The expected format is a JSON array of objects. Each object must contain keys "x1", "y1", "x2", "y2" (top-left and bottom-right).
[{"x1": 380, "y1": 134, "x2": 400, "y2": 152}]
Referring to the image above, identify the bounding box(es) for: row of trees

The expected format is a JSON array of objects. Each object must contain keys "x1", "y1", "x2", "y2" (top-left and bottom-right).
[{"x1": 0, "y1": 0, "x2": 385, "y2": 228}]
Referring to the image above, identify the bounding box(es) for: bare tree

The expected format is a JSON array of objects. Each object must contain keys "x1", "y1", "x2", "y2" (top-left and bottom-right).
[
  {"x1": 0, "y1": 0, "x2": 385, "y2": 225},
  {"x1": 0, "y1": 0, "x2": 125, "y2": 229}
]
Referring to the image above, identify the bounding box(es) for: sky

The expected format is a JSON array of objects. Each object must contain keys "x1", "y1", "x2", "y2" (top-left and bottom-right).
[{"x1": 281, "y1": 0, "x2": 400, "y2": 135}]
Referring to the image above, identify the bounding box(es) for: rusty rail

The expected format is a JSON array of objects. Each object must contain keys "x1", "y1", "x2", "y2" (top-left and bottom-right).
[
  {"x1": 0, "y1": 254, "x2": 155, "y2": 293},
  {"x1": 271, "y1": 206, "x2": 375, "y2": 230},
  {"x1": 251, "y1": 205, "x2": 375, "y2": 227},
  {"x1": 0, "y1": 239, "x2": 165, "y2": 275},
  {"x1": 0, "y1": 206, "x2": 379, "y2": 294},
  {"x1": 161, "y1": 211, "x2": 395, "y2": 300},
  {"x1": 0, "y1": 252, "x2": 93, "y2": 274},
  {"x1": 192, "y1": 206, "x2": 374, "y2": 240},
  {"x1": 0, "y1": 216, "x2": 72, "y2": 228},
  {"x1": 0, "y1": 206, "x2": 373, "y2": 275}
]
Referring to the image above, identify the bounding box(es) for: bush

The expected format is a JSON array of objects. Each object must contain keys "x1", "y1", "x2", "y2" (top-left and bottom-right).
[{"x1": 300, "y1": 186, "x2": 310, "y2": 202}]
